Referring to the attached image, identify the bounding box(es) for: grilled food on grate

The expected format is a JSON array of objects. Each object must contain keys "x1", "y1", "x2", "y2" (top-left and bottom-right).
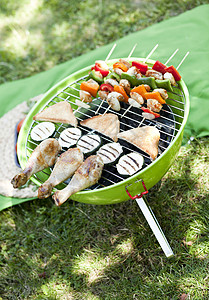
[
  {"x1": 15, "y1": 52, "x2": 189, "y2": 205},
  {"x1": 53, "y1": 155, "x2": 104, "y2": 206},
  {"x1": 33, "y1": 101, "x2": 78, "y2": 127},
  {"x1": 80, "y1": 113, "x2": 120, "y2": 142},
  {"x1": 117, "y1": 126, "x2": 160, "y2": 160},
  {"x1": 38, "y1": 148, "x2": 83, "y2": 199},
  {"x1": 58, "y1": 127, "x2": 82, "y2": 149},
  {"x1": 11, "y1": 138, "x2": 61, "y2": 188},
  {"x1": 30, "y1": 121, "x2": 55, "y2": 142}
]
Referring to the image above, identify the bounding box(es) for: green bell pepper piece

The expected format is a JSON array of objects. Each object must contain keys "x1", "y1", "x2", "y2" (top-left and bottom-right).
[
  {"x1": 135, "y1": 77, "x2": 157, "y2": 90},
  {"x1": 106, "y1": 71, "x2": 120, "y2": 82},
  {"x1": 155, "y1": 79, "x2": 173, "y2": 92},
  {"x1": 121, "y1": 72, "x2": 138, "y2": 87},
  {"x1": 87, "y1": 69, "x2": 104, "y2": 84}
]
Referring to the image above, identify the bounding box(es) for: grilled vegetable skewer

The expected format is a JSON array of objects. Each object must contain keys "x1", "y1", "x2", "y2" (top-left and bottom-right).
[
  {"x1": 95, "y1": 45, "x2": 137, "y2": 115},
  {"x1": 84, "y1": 49, "x2": 189, "y2": 120}
]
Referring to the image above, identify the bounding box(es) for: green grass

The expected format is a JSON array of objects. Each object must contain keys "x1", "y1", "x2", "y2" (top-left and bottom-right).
[
  {"x1": 0, "y1": 139, "x2": 209, "y2": 299},
  {"x1": 0, "y1": 1, "x2": 209, "y2": 299},
  {"x1": 0, "y1": 0, "x2": 209, "y2": 83}
]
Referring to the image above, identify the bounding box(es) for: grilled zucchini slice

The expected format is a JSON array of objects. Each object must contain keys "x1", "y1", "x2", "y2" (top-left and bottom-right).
[
  {"x1": 77, "y1": 133, "x2": 101, "y2": 155},
  {"x1": 30, "y1": 122, "x2": 55, "y2": 141},
  {"x1": 116, "y1": 152, "x2": 144, "y2": 176},
  {"x1": 97, "y1": 142, "x2": 123, "y2": 165},
  {"x1": 58, "y1": 127, "x2": 82, "y2": 149}
]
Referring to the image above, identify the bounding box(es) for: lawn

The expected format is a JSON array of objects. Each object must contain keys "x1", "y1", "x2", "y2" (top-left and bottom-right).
[{"x1": 0, "y1": 0, "x2": 209, "y2": 299}]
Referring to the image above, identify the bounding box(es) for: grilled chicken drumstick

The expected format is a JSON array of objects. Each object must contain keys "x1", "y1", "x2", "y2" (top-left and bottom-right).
[
  {"x1": 38, "y1": 148, "x2": 84, "y2": 199},
  {"x1": 11, "y1": 138, "x2": 61, "y2": 188},
  {"x1": 53, "y1": 155, "x2": 104, "y2": 206}
]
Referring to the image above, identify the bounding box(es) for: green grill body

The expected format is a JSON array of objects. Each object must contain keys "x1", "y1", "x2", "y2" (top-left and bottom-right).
[{"x1": 17, "y1": 59, "x2": 189, "y2": 205}]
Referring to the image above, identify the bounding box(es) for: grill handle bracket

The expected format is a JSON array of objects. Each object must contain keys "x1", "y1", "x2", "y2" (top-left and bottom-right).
[{"x1": 125, "y1": 179, "x2": 148, "y2": 200}]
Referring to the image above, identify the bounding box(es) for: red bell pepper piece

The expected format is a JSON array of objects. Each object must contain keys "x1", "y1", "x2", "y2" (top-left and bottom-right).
[
  {"x1": 100, "y1": 83, "x2": 114, "y2": 93},
  {"x1": 164, "y1": 65, "x2": 181, "y2": 81},
  {"x1": 94, "y1": 60, "x2": 109, "y2": 77},
  {"x1": 152, "y1": 60, "x2": 166, "y2": 74},
  {"x1": 132, "y1": 61, "x2": 148, "y2": 75},
  {"x1": 141, "y1": 107, "x2": 160, "y2": 118}
]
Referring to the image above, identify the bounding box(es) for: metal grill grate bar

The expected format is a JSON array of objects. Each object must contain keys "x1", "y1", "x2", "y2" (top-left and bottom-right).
[{"x1": 53, "y1": 96, "x2": 177, "y2": 145}]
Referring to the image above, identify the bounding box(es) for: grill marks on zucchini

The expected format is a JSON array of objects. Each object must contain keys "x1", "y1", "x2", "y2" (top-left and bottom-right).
[
  {"x1": 58, "y1": 127, "x2": 82, "y2": 149},
  {"x1": 77, "y1": 134, "x2": 101, "y2": 154},
  {"x1": 127, "y1": 154, "x2": 140, "y2": 169},
  {"x1": 116, "y1": 152, "x2": 144, "y2": 176},
  {"x1": 97, "y1": 142, "x2": 123, "y2": 164},
  {"x1": 30, "y1": 122, "x2": 55, "y2": 141},
  {"x1": 122, "y1": 158, "x2": 137, "y2": 171}
]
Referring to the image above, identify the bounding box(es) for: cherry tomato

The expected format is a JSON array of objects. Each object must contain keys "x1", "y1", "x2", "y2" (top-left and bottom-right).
[
  {"x1": 100, "y1": 83, "x2": 114, "y2": 93},
  {"x1": 17, "y1": 118, "x2": 25, "y2": 133}
]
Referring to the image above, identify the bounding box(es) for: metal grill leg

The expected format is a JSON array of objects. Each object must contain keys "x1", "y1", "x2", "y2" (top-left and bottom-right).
[{"x1": 136, "y1": 197, "x2": 174, "y2": 258}]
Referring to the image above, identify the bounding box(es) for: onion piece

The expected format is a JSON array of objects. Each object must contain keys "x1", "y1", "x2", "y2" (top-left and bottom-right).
[
  {"x1": 75, "y1": 99, "x2": 91, "y2": 109},
  {"x1": 142, "y1": 112, "x2": 155, "y2": 120}
]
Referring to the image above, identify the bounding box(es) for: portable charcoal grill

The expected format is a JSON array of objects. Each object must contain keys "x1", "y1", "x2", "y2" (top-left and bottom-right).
[{"x1": 17, "y1": 57, "x2": 189, "y2": 257}]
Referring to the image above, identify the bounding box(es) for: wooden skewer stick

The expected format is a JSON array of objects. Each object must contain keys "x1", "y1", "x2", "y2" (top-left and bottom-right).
[
  {"x1": 176, "y1": 51, "x2": 189, "y2": 70},
  {"x1": 73, "y1": 98, "x2": 91, "y2": 114},
  {"x1": 122, "y1": 98, "x2": 142, "y2": 118},
  {"x1": 95, "y1": 98, "x2": 105, "y2": 114},
  {"x1": 144, "y1": 44, "x2": 159, "y2": 63},
  {"x1": 138, "y1": 117, "x2": 145, "y2": 128},
  {"x1": 127, "y1": 43, "x2": 137, "y2": 60},
  {"x1": 164, "y1": 49, "x2": 179, "y2": 65},
  {"x1": 95, "y1": 44, "x2": 117, "y2": 115},
  {"x1": 122, "y1": 105, "x2": 132, "y2": 118},
  {"x1": 98, "y1": 44, "x2": 138, "y2": 115},
  {"x1": 105, "y1": 43, "x2": 117, "y2": 62},
  {"x1": 103, "y1": 105, "x2": 111, "y2": 115}
]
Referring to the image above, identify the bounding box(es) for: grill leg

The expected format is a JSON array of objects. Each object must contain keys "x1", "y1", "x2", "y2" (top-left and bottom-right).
[{"x1": 136, "y1": 197, "x2": 174, "y2": 257}]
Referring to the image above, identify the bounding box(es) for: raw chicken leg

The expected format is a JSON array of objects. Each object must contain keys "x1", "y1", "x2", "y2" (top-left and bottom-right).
[
  {"x1": 11, "y1": 138, "x2": 61, "y2": 188},
  {"x1": 38, "y1": 148, "x2": 83, "y2": 199},
  {"x1": 53, "y1": 155, "x2": 104, "y2": 206}
]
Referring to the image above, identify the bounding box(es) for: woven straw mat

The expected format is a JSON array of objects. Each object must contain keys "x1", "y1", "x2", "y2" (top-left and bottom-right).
[{"x1": 0, "y1": 97, "x2": 42, "y2": 198}]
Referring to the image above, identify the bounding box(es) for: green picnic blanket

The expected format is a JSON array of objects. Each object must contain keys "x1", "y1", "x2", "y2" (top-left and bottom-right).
[{"x1": 0, "y1": 4, "x2": 209, "y2": 211}]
